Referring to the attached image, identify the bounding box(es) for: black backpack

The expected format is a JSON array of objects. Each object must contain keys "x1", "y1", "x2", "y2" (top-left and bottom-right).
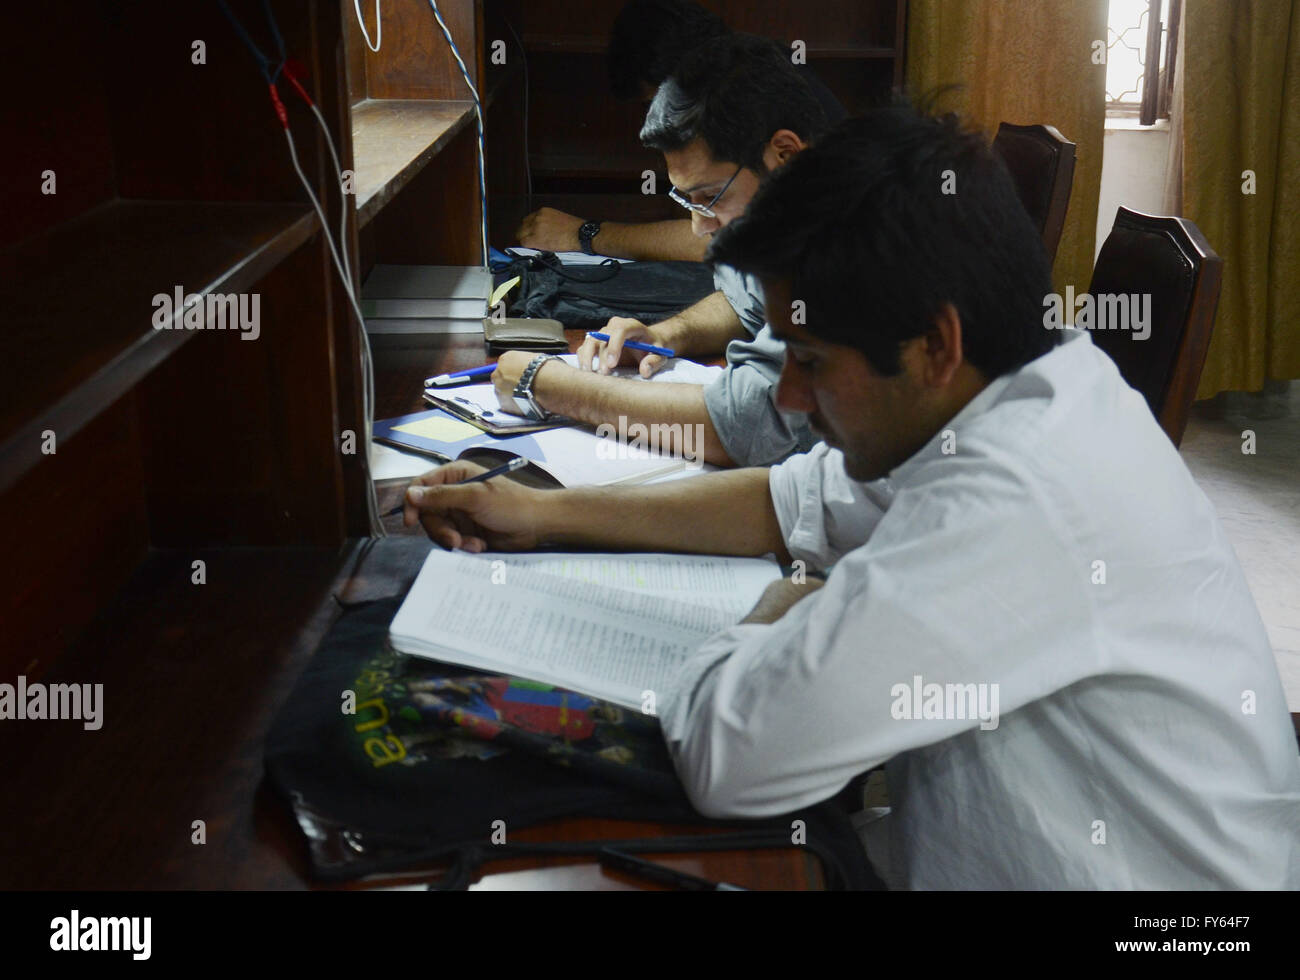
[
  {"x1": 500, "y1": 251, "x2": 717, "y2": 330},
  {"x1": 264, "y1": 595, "x2": 883, "y2": 890}
]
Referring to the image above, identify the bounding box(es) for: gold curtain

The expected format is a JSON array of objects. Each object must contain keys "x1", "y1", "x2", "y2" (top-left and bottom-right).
[
  {"x1": 1181, "y1": 0, "x2": 1300, "y2": 397},
  {"x1": 907, "y1": 0, "x2": 1109, "y2": 297}
]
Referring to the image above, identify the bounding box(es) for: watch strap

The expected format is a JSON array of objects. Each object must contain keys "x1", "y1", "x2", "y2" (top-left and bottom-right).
[
  {"x1": 578, "y1": 220, "x2": 602, "y2": 256},
  {"x1": 511, "y1": 354, "x2": 557, "y2": 420}
]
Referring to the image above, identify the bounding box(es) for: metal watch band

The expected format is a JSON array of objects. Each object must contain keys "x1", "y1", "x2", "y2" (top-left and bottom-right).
[{"x1": 511, "y1": 354, "x2": 557, "y2": 420}]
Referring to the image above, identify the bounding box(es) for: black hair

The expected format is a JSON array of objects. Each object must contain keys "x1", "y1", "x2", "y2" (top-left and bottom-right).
[
  {"x1": 607, "y1": 0, "x2": 730, "y2": 101},
  {"x1": 707, "y1": 99, "x2": 1057, "y2": 379},
  {"x1": 639, "y1": 33, "x2": 828, "y2": 173}
]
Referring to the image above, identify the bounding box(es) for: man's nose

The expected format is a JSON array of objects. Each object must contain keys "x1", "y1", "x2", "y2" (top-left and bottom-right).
[
  {"x1": 691, "y1": 211, "x2": 720, "y2": 237},
  {"x1": 775, "y1": 356, "x2": 816, "y2": 414}
]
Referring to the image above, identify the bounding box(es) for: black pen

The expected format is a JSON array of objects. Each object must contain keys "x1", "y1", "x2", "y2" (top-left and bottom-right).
[
  {"x1": 597, "y1": 847, "x2": 748, "y2": 891},
  {"x1": 384, "y1": 456, "x2": 529, "y2": 517}
]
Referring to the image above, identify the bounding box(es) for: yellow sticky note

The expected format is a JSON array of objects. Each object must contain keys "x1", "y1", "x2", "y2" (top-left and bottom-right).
[
  {"x1": 490, "y1": 276, "x2": 521, "y2": 309},
  {"x1": 393, "y1": 415, "x2": 483, "y2": 442}
]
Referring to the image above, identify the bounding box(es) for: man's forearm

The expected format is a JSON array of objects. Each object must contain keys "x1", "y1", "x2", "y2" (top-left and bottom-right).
[
  {"x1": 654, "y1": 291, "x2": 747, "y2": 359},
  {"x1": 593, "y1": 219, "x2": 708, "y2": 262},
  {"x1": 541, "y1": 467, "x2": 789, "y2": 561},
  {"x1": 534, "y1": 367, "x2": 736, "y2": 466}
]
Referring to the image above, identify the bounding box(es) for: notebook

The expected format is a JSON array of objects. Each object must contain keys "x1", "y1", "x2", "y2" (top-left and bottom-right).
[
  {"x1": 388, "y1": 550, "x2": 783, "y2": 710},
  {"x1": 372, "y1": 409, "x2": 700, "y2": 488}
]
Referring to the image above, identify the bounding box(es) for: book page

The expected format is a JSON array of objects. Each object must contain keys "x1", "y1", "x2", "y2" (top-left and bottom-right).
[
  {"x1": 500, "y1": 552, "x2": 780, "y2": 618},
  {"x1": 389, "y1": 550, "x2": 781, "y2": 709}
]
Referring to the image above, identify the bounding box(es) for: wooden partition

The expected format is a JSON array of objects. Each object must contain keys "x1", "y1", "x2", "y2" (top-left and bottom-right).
[
  {"x1": 0, "y1": 0, "x2": 489, "y2": 669},
  {"x1": 344, "y1": 0, "x2": 485, "y2": 278}
]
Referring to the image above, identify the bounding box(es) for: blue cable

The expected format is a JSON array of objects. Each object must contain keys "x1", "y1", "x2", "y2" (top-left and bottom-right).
[{"x1": 216, "y1": 0, "x2": 285, "y2": 83}]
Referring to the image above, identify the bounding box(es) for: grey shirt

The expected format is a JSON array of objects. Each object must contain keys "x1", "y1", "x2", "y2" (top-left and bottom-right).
[{"x1": 704, "y1": 264, "x2": 817, "y2": 466}]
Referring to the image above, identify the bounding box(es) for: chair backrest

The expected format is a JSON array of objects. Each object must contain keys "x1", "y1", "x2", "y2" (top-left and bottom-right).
[
  {"x1": 993, "y1": 122, "x2": 1077, "y2": 263},
  {"x1": 1087, "y1": 207, "x2": 1224, "y2": 446}
]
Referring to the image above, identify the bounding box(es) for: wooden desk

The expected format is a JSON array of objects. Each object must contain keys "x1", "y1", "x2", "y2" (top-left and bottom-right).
[{"x1": 0, "y1": 333, "x2": 822, "y2": 891}]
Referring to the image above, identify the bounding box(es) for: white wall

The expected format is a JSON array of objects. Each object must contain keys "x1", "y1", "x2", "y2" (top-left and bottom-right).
[{"x1": 1095, "y1": 117, "x2": 1172, "y2": 259}]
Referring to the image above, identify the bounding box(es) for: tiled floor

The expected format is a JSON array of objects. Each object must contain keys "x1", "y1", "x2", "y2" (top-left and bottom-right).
[{"x1": 1179, "y1": 382, "x2": 1300, "y2": 710}]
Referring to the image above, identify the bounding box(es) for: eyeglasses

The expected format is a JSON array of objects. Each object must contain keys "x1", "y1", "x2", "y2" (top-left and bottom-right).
[{"x1": 668, "y1": 164, "x2": 743, "y2": 219}]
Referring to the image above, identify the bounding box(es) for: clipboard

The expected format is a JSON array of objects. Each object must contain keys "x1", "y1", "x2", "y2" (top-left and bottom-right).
[{"x1": 423, "y1": 384, "x2": 575, "y2": 435}]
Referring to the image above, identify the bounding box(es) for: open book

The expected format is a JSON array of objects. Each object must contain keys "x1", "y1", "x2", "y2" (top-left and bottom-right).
[{"x1": 388, "y1": 550, "x2": 782, "y2": 710}]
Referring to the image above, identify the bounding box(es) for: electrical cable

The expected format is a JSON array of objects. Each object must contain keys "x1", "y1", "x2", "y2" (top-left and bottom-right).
[
  {"x1": 282, "y1": 63, "x2": 353, "y2": 288},
  {"x1": 281, "y1": 124, "x2": 384, "y2": 537},
  {"x1": 280, "y1": 69, "x2": 381, "y2": 536},
  {"x1": 216, "y1": 0, "x2": 279, "y2": 82},
  {"x1": 218, "y1": 1, "x2": 384, "y2": 536},
  {"x1": 354, "y1": 0, "x2": 382, "y2": 52},
  {"x1": 426, "y1": 0, "x2": 489, "y2": 269}
]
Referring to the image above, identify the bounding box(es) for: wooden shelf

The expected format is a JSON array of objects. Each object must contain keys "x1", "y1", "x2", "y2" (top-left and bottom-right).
[
  {"x1": 0, "y1": 200, "x2": 317, "y2": 495},
  {"x1": 0, "y1": 543, "x2": 357, "y2": 888},
  {"x1": 532, "y1": 153, "x2": 663, "y2": 180},
  {"x1": 522, "y1": 33, "x2": 897, "y2": 59},
  {"x1": 351, "y1": 99, "x2": 477, "y2": 227}
]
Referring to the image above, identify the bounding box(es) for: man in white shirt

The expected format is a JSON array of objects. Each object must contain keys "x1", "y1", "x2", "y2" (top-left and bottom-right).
[{"x1": 402, "y1": 106, "x2": 1300, "y2": 888}]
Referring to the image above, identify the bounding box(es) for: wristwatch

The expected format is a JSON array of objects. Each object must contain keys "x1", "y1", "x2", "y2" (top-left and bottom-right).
[
  {"x1": 578, "y1": 220, "x2": 602, "y2": 255},
  {"x1": 512, "y1": 354, "x2": 559, "y2": 420}
]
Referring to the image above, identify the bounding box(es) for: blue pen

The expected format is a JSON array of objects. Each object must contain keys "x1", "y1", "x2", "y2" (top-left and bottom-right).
[
  {"x1": 587, "y1": 332, "x2": 676, "y2": 358},
  {"x1": 424, "y1": 363, "x2": 497, "y2": 387}
]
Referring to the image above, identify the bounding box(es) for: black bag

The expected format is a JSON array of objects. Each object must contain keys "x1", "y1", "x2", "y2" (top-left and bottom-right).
[
  {"x1": 264, "y1": 596, "x2": 883, "y2": 889},
  {"x1": 500, "y1": 251, "x2": 716, "y2": 330}
]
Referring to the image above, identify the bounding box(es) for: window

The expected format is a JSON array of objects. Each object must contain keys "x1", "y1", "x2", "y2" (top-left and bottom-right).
[{"x1": 1106, "y1": 0, "x2": 1180, "y2": 123}]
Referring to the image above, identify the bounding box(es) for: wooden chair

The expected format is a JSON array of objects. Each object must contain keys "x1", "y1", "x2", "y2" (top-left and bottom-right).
[
  {"x1": 993, "y1": 122, "x2": 1077, "y2": 263},
  {"x1": 1087, "y1": 207, "x2": 1224, "y2": 447}
]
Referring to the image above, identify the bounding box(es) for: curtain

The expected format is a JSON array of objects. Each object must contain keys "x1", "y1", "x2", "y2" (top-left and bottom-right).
[
  {"x1": 1177, "y1": 0, "x2": 1300, "y2": 397},
  {"x1": 907, "y1": 0, "x2": 1109, "y2": 297}
]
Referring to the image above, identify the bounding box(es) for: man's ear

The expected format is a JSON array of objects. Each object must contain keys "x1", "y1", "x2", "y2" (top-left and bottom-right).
[
  {"x1": 762, "y1": 129, "x2": 807, "y2": 171},
  {"x1": 921, "y1": 303, "x2": 965, "y2": 388}
]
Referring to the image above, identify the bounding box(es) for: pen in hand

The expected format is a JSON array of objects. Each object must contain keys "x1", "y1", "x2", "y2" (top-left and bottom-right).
[
  {"x1": 385, "y1": 456, "x2": 530, "y2": 517},
  {"x1": 586, "y1": 332, "x2": 676, "y2": 359}
]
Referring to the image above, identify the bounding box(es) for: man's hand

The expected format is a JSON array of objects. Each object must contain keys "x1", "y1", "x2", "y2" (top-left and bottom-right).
[
  {"x1": 403, "y1": 461, "x2": 545, "y2": 551},
  {"x1": 575, "y1": 316, "x2": 676, "y2": 377},
  {"x1": 516, "y1": 207, "x2": 585, "y2": 252},
  {"x1": 741, "y1": 574, "x2": 826, "y2": 625},
  {"x1": 491, "y1": 350, "x2": 568, "y2": 416}
]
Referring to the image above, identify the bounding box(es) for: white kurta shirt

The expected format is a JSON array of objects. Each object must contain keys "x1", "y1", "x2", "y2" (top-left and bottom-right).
[{"x1": 660, "y1": 328, "x2": 1300, "y2": 889}]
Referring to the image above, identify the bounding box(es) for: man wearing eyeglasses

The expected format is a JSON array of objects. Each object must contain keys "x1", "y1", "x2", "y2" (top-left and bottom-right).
[{"x1": 492, "y1": 34, "x2": 828, "y2": 467}]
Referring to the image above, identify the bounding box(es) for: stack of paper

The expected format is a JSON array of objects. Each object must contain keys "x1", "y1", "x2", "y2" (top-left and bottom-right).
[{"x1": 361, "y1": 264, "x2": 493, "y2": 337}]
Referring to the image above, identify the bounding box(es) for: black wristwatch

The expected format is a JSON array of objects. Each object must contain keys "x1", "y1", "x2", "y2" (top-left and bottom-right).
[
  {"x1": 578, "y1": 220, "x2": 603, "y2": 255},
  {"x1": 511, "y1": 354, "x2": 559, "y2": 420}
]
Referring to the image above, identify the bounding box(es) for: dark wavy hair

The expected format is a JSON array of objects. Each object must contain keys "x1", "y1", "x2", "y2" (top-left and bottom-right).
[
  {"x1": 639, "y1": 33, "x2": 828, "y2": 174},
  {"x1": 708, "y1": 98, "x2": 1056, "y2": 379}
]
